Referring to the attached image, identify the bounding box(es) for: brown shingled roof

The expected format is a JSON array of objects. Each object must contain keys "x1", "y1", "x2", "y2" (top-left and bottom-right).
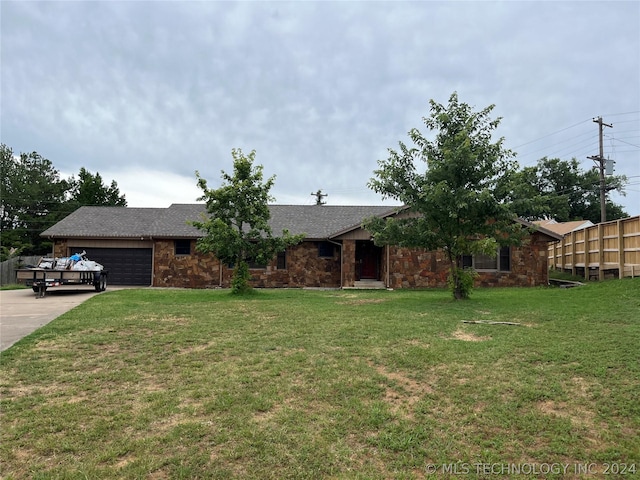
[{"x1": 41, "y1": 204, "x2": 401, "y2": 240}]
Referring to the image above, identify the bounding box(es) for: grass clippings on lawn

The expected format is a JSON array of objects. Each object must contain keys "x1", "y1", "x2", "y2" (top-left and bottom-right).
[{"x1": 1, "y1": 280, "x2": 639, "y2": 479}]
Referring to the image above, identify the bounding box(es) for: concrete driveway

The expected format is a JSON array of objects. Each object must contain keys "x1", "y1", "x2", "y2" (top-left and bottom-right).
[{"x1": 0, "y1": 287, "x2": 104, "y2": 351}]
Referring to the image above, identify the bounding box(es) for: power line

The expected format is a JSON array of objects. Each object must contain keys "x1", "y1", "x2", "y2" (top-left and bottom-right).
[
  {"x1": 516, "y1": 130, "x2": 594, "y2": 156},
  {"x1": 607, "y1": 118, "x2": 640, "y2": 125},
  {"x1": 604, "y1": 135, "x2": 640, "y2": 149},
  {"x1": 512, "y1": 118, "x2": 592, "y2": 150},
  {"x1": 601, "y1": 110, "x2": 640, "y2": 117},
  {"x1": 511, "y1": 111, "x2": 639, "y2": 166}
]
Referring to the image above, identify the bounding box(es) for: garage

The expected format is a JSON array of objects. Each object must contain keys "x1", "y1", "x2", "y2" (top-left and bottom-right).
[{"x1": 72, "y1": 247, "x2": 152, "y2": 286}]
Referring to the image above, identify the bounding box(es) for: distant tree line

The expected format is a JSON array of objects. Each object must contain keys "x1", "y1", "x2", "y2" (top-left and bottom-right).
[
  {"x1": 1, "y1": 144, "x2": 127, "y2": 260},
  {"x1": 501, "y1": 156, "x2": 627, "y2": 223}
]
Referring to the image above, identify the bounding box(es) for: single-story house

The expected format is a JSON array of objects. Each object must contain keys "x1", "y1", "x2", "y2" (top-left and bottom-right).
[{"x1": 41, "y1": 204, "x2": 562, "y2": 289}]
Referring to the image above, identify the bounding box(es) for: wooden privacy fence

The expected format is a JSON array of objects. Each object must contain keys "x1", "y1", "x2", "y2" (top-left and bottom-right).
[
  {"x1": 548, "y1": 215, "x2": 640, "y2": 280},
  {"x1": 0, "y1": 256, "x2": 42, "y2": 286}
]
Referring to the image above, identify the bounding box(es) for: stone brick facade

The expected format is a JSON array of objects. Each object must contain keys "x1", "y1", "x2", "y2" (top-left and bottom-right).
[
  {"x1": 342, "y1": 240, "x2": 356, "y2": 286},
  {"x1": 51, "y1": 232, "x2": 550, "y2": 289},
  {"x1": 153, "y1": 240, "x2": 342, "y2": 289},
  {"x1": 383, "y1": 231, "x2": 550, "y2": 289},
  {"x1": 244, "y1": 241, "x2": 342, "y2": 288},
  {"x1": 384, "y1": 247, "x2": 450, "y2": 289},
  {"x1": 153, "y1": 240, "x2": 220, "y2": 288}
]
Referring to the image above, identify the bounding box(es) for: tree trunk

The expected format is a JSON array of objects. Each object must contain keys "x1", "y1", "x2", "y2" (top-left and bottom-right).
[{"x1": 448, "y1": 256, "x2": 464, "y2": 300}]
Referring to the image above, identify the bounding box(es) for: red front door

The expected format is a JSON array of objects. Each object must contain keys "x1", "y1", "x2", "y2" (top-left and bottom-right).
[
  {"x1": 356, "y1": 241, "x2": 381, "y2": 280},
  {"x1": 361, "y1": 253, "x2": 377, "y2": 278}
]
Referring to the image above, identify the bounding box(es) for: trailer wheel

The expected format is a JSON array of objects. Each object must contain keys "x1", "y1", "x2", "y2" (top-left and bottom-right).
[
  {"x1": 95, "y1": 273, "x2": 107, "y2": 292},
  {"x1": 33, "y1": 286, "x2": 46, "y2": 298}
]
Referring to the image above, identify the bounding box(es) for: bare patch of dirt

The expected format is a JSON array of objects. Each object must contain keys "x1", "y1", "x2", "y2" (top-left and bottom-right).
[
  {"x1": 146, "y1": 414, "x2": 189, "y2": 437},
  {"x1": 370, "y1": 362, "x2": 433, "y2": 419},
  {"x1": 115, "y1": 454, "x2": 134, "y2": 469},
  {"x1": 336, "y1": 298, "x2": 388, "y2": 306},
  {"x1": 537, "y1": 399, "x2": 597, "y2": 431},
  {"x1": 405, "y1": 339, "x2": 430, "y2": 348},
  {"x1": 178, "y1": 340, "x2": 217, "y2": 355},
  {"x1": 7, "y1": 383, "x2": 62, "y2": 399},
  {"x1": 148, "y1": 469, "x2": 170, "y2": 479},
  {"x1": 535, "y1": 376, "x2": 610, "y2": 449},
  {"x1": 32, "y1": 339, "x2": 68, "y2": 351},
  {"x1": 449, "y1": 329, "x2": 491, "y2": 342},
  {"x1": 154, "y1": 316, "x2": 191, "y2": 325},
  {"x1": 342, "y1": 433, "x2": 391, "y2": 477}
]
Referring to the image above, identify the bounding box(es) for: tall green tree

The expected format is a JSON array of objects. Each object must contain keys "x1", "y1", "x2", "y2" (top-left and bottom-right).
[
  {"x1": 1, "y1": 144, "x2": 129, "y2": 260},
  {"x1": 503, "y1": 157, "x2": 627, "y2": 223},
  {"x1": 67, "y1": 167, "x2": 127, "y2": 208},
  {"x1": 1, "y1": 144, "x2": 70, "y2": 257},
  {"x1": 192, "y1": 148, "x2": 304, "y2": 294},
  {"x1": 363, "y1": 93, "x2": 524, "y2": 299}
]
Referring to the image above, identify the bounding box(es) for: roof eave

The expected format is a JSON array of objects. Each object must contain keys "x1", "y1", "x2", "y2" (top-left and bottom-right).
[{"x1": 515, "y1": 218, "x2": 564, "y2": 241}]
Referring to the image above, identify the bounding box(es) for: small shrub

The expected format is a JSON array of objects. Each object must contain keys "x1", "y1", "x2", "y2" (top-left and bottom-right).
[
  {"x1": 448, "y1": 267, "x2": 478, "y2": 299},
  {"x1": 231, "y1": 261, "x2": 252, "y2": 295}
]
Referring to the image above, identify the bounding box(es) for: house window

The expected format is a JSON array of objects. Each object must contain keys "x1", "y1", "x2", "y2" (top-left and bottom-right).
[
  {"x1": 474, "y1": 252, "x2": 498, "y2": 270},
  {"x1": 175, "y1": 239, "x2": 191, "y2": 255},
  {"x1": 499, "y1": 245, "x2": 511, "y2": 272},
  {"x1": 276, "y1": 251, "x2": 286, "y2": 270},
  {"x1": 461, "y1": 246, "x2": 511, "y2": 271},
  {"x1": 318, "y1": 241, "x2": 334, "y2": 258},
  {"x1": 248, "y1": 258, "x2": 267, "y2": 269}
]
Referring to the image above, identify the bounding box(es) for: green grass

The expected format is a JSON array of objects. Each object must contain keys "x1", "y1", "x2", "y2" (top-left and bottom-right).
[
  {"x1": 0, "y1": 284, "x2": 28, "y2": 291},
  {"x1": 1, "y1": 280, "x2": 639, "y2": 479},
  {"x1": 548, "y1": 269, "x2": 589, "y2": 283}
]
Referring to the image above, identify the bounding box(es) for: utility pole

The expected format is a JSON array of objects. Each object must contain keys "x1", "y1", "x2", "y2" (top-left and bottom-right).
[
  {"x1": 587, "y1": 116, "x2": 612, "y2": 223},
  {"x1": 311, "y1": 189, "x2": 327, "y2": 206}
]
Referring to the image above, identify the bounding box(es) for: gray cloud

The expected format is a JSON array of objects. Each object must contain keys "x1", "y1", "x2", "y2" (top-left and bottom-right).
[{"x1": 2, "y1": 1, "x2": 638, "y2": 212}]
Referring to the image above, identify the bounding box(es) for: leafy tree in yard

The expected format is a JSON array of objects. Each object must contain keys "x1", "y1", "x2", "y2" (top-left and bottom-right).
[
  {"x1": 67, "y1": 167, "x2": 127, "y2": 208},
  {"x1": 363, "y1": 93, "x2": 525, "y2": 299},
  {"x1": 192, "y1": 148, "x2": 304, "y2": 294},
  {"x1": 1, "y1": 144, "x2": 70, "y2": 258},
  {"x1": 502, "y1": 157, "x2": 627, "y2": 223},
  {"x1": 1, "y1": 144, "x2": 128, "y2": 260}
]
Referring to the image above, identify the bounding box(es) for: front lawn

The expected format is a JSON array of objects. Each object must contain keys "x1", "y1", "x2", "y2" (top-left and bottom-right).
[{"x1": 1, "y1": 280, "x2": 639, "y2": 479}]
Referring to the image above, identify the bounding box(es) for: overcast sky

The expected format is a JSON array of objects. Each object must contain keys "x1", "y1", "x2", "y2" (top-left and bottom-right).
[{"x1": 2, "y1": 1, "x2": 639, "y2": 217}]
